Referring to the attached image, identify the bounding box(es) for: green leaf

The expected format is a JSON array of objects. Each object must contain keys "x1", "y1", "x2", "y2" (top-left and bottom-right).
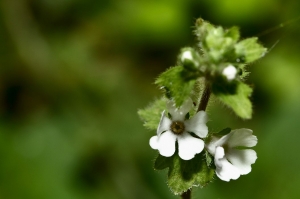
[
  {"x1": 204, "y1": 27, "x2": 234, "y2": 62},
  {"x1": 155, "y1": 66, "x2": 197, "y2": 107},
  {"x1": 154, "y1": 154, "x2": 171, "y2": 170},
  {"x1": 216, "y1": 127, "x2": 232, "y2": 136},
  {"x1": 154, "y1": 152, "x2": 215, "y2": 195},
  {"x1": 225, "y1": 26, "x2": 240, "y2": 42},
  {"x1": 214, "y1": 82, "x2": 253, "y2": 119},
  {"x1": 194, "y1": 18, "x2": 215, "y2": 42},
  {"x1": 211, "y1": 75, "x2": 239, "y2": 95},
  {"x1": 238, "y1": 64, "x2": 250, "y2": 79},
  {"x1": 235, "y1": 37, "x2": 267, "y2": 63},
  {"x1": 189, "y1": 80, "x2": 204, "y2": 116},
  {"x1": 202, "y1": 26, "x2": 240, "y2": 62},
  {"x1": 205, "y1": 151, "x2": 213, "y2": 167},
  {"x1": 138, "y1": 98, "x2": 166, "y2": 130},
  {"x1": 204, "y1": 27, "x2": 225, "y2": 50}
]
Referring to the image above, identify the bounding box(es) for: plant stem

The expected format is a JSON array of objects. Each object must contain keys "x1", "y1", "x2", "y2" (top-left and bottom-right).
[
  {"x1": 197, "y1": 82, "x2": 211, "y2": 112},
  {"x1": 180, "y1": 83, "x2": 211, "y2": 199},
  {"x1": 181, "y1": 189, "x2": 191, "y2": 199}
]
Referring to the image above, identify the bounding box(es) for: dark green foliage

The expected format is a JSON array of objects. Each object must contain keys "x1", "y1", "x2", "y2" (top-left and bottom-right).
[
  {"x1": 214, "y1": 82, "x2": 253, "y2": 119},
  {"x1": 179, "y1": 47, "x2": 202, "y2": 71},
  {"x1": 211, "y1": 76, "x2": 239, "y2": 95},
  {"x1": 155, "y1": 66, "x2": 198, "y2": 107},
  {"x1": 216, "y1": 127, "x2": 232, "y2": 136},
  {"x1": 154, "y1": 153, "x2": 215, "y2": 195}
]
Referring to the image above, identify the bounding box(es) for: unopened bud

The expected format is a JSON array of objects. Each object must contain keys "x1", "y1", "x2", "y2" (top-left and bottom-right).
[
  {"x1": 179, "y1": 48, "x2": 199, "y2": 70},
  {"x1": 222, "y1": 65, "x2": 237, "y2": 80}
]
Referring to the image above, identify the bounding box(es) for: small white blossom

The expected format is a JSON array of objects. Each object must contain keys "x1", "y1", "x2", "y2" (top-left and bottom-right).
[
  {"x1": 222, "y1": 65, "x2": 237, "y2": 80},
  {"x1": 149, "y1": 99, "x2": 208, "y2": 160},
  {"x1": 181, "y1": 50, "x2": 193, "y2": 62},
  {"x1": 207, "y1": 129, "x2": 257, "y2": 181}
]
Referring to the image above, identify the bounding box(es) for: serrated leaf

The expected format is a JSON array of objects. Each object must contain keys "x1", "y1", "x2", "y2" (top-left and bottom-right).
[
  {"x1": 155, "y1": 66, "x2": 197, "y2": 107},
  {"x1": 211, "y1": 76, "x2": 239, "y2": 95},
  {"x1": 138, "y1": 98, "x2": 166, "y2": 130},
  {"x1": 235, "y1": 37, "x2": 267, "y2": 63},
  {"x1": 168, "y1": 153, "x2": 215, "y2": 195},
  {"x1": 154, "y1": 154, "x2": 171, "y2": 170},
  {"x1": 237, "y1": 64, "x2": 250, "y2": 79},
  {"x1": 214, "y1": 82, "x2": 253, "y2": 119},
  {"x1": 153, "y1": 152, "x2": 215, "y2": 195},
  {"x1": 225, "y1": 26, "x2": 240, "y2": 42}
]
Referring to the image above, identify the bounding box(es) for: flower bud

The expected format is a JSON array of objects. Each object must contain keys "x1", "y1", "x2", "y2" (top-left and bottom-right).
[
  {"x1": 179, "y1": 47, "x2": 200, "y2": 70},
  {"x1": 222, "y1": 65, "x2": 237, "y2": 81}
]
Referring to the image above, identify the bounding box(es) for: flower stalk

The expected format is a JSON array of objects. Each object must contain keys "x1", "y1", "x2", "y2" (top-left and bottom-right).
[
  {"x1": 197, "y1": 82, "x2": 211, "y2": 112},
  {"x1": 181, "y1": 81, "x2": 211, "y2": 199},
  {"x1": 181, "y1": 189, "x2": 191, "y2": 199},
  {"x1": 138, "y1": 18, "x2": 265, "y2": 197}
]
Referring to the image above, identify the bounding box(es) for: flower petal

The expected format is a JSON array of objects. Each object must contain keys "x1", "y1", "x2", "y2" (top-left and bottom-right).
[
  {"x1": 157, "y1": 130, "x2": 177, "y2": 157},
  {"x1": 166, "y1": 100, "x2": 177, "y2": 118},
  {"x1": 181, "y1": 50, "x2": 193, "y2": 62},
  {"x1": 177, "y1": 132, "x2": 204, "y2": 160},
  {"x1": 226, "y1": 148, "x2": 257, "y2": 175},
  {"x1": 227, "y1": 129, "x2": 258, "y2": 148},
  {"x1": 222, "y1": 65, "x2": 237, "y2": 80},
  {"x1": 149, "y1": 136, "x2": 159, "y2": 149},
  {"x1": 177, "y1": 98, "x2": 193, "y2": 116},
  {"x1": 206, "y1": 135, "x2": 230, "y2": 156},
  {"x1": 215, "y1": 147, "x2": 240, "y2": 181},
  {"x1": 167, "y1": 98, "x2": 193, "y2": 121},
  {"x1": 185, "y1": 111, "x2": 208, "y2": 138},
  {"x1": 157, "y1": 110, "x2": 172, "y2": 136}
]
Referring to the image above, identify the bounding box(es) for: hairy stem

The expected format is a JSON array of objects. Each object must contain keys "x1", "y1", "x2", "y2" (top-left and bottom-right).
[
  {"x1": 181, "y1": 189, "x2": 191, "y2": 199},
  {"x1": 197, "y1": 82, "x2": 211, "y2": 112},
  {"x1": 180, "y1": 82, "x2": 211, "y2": 199}
]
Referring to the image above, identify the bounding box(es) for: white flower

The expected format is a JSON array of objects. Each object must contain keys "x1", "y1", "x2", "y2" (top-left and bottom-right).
[
  {"x1": 149, "y1": 99, "x2": 208, "y2": 160},
  {"x1": 207, "y1": 129, "x2": 258, "y2": 181},
  {"x1": 222, "y1": 65, "x2": 237, "y2": 80},
  {"x1": 181, "y1": 50, "x2": 193, "y2": 62}
]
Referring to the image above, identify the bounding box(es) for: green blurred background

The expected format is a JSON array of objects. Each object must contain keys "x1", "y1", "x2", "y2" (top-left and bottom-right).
[{"x1": 0, "y1": 0, "x2": 300, "y2": 198}]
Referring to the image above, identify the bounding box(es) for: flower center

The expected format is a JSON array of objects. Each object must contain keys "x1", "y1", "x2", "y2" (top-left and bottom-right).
[{"x1": 170, "y1": 121, "x2": 185, "y2": 135}]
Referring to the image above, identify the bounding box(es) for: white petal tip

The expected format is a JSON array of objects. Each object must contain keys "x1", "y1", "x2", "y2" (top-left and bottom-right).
[
  {"x1": 178, "y1": 135, "x2": 204, "y2": 160},
  {"x1": 159, "y1": 148, "x2": 176, "y2": 157},
  {"x1": 222, "y1": 65, "x2": 237, "y2": 80},
  {"x1": 149, "y1": 136, "x2": 159, "y2": 149},
  {"x1": 180, "y1": 155, "x2": 194, "y2": 161},
  {"x1": 181, "y1": 51, "x2": 193, "y2": 62}
]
